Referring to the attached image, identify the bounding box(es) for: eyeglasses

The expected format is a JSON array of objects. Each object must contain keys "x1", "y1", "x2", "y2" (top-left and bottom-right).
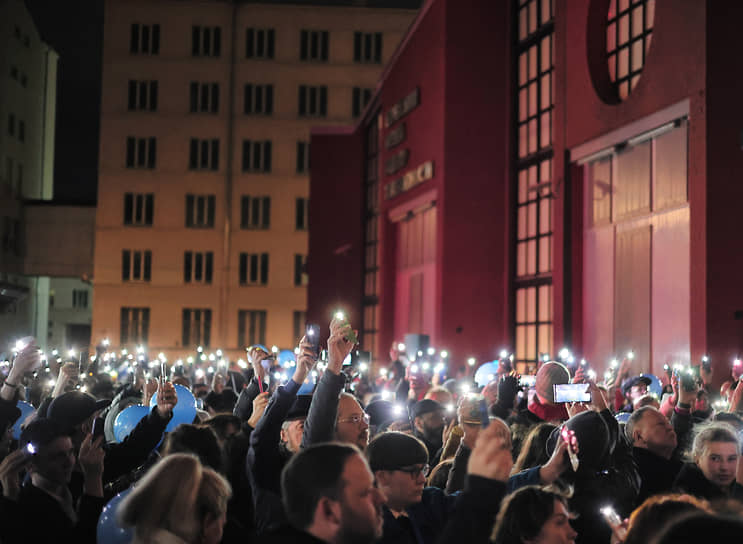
[
  {"x1": 337, "y1": 413, "x2": 370, "y2": 425},
  {"x1": 396, "y1": 464, "x2": 430, "y2": 478}
]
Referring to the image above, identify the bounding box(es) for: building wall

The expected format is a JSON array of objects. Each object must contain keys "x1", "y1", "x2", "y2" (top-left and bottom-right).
[{"x1": 94, "y1": 0, "x2": 419, "y2": 359}]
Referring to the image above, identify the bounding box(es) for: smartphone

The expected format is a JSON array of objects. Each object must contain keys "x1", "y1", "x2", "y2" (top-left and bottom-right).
[
  {"x1": 92, "y1": 416, "x2": 105, "y2": 440},
  {"x1": 160, "y1": 362, "x2": 169, "y2": 385},
  {"x1": 25, "y1": 442, "x2": 37, "y2": 455},
  {"x1": 553, "y1": 383, "x2": 591, "y2": 403},
  {"x1": 562, "y1": 426, "x2": 579, "y2": 471},
  {"x1": 519, "y1": 375, "x2": 537, "y2": 388},
  {"x1": 306, "y1": 323, "x2": 321, "y2": 356},
  {"x1": 600, "y1": 506, "x2": 627, "y2": 539},
  {"x1": 478, "y1": 398, "x2": 490, "y2": 428}
]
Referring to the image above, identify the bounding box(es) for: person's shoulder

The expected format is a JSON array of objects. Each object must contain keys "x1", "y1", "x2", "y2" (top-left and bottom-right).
[{"x1": 262, "y1": 525, "x2": 326, "y2": 544}]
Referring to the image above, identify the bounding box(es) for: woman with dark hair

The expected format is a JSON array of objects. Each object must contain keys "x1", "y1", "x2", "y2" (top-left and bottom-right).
[
  {"x1": 491, "y1": 486, "x2": 577, "y2": 544},
  {"x1": 512, "y1": 423, "x2": 557, "y2": 474},
  {"x1": 622, "y1": 493, "x2": 712, "y2": 544}
]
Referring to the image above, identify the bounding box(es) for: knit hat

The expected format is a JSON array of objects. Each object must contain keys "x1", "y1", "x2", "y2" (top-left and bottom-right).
[
  {"x1": 535, "y1": 362, "x2": 571, "y2": 404},
  {"x1": 546, "y1": 410, "x2": 612, "y2": 472},
  {"x1": 367, "y1": 431, "x2": 428, "y2": 472},
  {"x1": 411, "y1": 398, "x2": 444, "y2": 419},
  {"x1": 458, "y1": 395, "x2": 485, "y2": 425}
]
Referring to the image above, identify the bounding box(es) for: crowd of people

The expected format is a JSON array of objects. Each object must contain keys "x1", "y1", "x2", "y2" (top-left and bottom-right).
[{"x1": 1, "y1": 317, "x2": 743, "y2": 543}]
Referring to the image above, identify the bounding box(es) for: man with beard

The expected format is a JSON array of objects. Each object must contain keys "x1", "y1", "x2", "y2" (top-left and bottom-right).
[
  {"x1": 266, "y1": 443, "x2": 385, "y2": 544},
  {"x1": 410, "y1": 399, "x2": 446, "y2": 466}
]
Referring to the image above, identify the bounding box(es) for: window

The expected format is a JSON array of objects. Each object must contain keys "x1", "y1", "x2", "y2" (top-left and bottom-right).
[
  {"x1": 8, "y1": 114, "x2": 14, "y2": 136},
  {"x1": 299, "y1": 30, "x2": 329, "y2": 61},
  {"x1": 188, "y1": 138, "x2": 220, "y2": 171},
  {"x1": 514, "y1": 0, "x2": 554, "y2": 373},
  {"x1": 294, "y1": 254, "x2": 308, "y2": 286},
  {"x1": 120, "y1": 307, "x2": 150, "y2": 345},
  {"x1": 192, "y1": 26, "x2": 221, "y2": 57},
  {"x1": 17, "y1": 121, "x2": 24, "y2": 142},
  {"x1": 122, "y1": 250, "x2": 152, "y2": 282},
  {"x1": 607, "y1": 0, "x2": 654, "y2": 100},
  {"x1": 296, "y1": 142, "x2": 310, "y2": 174},
  {"x1": 353, "y1": 32, "x2": 382, "y2": 63},
  {"x1": 184, "y1": 251, "x2": 213, "y2": 284},
  {"x1": 241, "y1": 140, "x2": 272, "y2": 173},
  {"x1": 238, "y1": 310, "x2": 266, "y2": 347},
  {"x1": 128, "y1": 80, "x2": 158, "y2": 111},
  {"x1": 125, "y1": 137, "x2": 157, "y2": 169},
  {"x1": 124, "y1": 193, "x2": 154, "y2": 226},
  {"x1": 298, "y1": 85, "x2": 327, "y2": 117},
  {"x1": 295, "y1": 198, "x2": 309, "y2": 230},
  {"x1": 246, "y1": 28, "x2": 275, "y2": 59},
  {"x1": 239, "y1": 253, "x2": 269, "y2": 285},
  {"x1": 189, "y1": 82, "x2": 219, "y2": 113},
  {"x1": 185, "y1": 194, "x2": 216, "y2": 228},
  {"x1": 292, "y1": 310, "x2": 307, "y2": 344},
  {"x1": 182, "y1": 308, "x2": 212, "y2": 347},
  {"x1": 243, "y1": 84, "x2": 274, "y2": 115},
  {"x1": 130, "y1": 23, "x2": 160, "y2": 54},
  {"x1": 72, "y1": 290, "x2": 88, "y2": 309},
  {"x1": 240, "y1": 196, "x2": 271, "y2": 229},
  {"x1": 352, "y1": 87, "x2": 373, "y2": 118}
]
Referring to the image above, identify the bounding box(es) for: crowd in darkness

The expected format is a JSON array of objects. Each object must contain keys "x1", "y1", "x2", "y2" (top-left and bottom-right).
[{"x1": 1, "y1": 317, "x2": 743, "y2": 543}]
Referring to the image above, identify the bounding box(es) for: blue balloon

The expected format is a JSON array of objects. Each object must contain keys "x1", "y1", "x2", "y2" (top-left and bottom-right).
[
  {"x1": 149, "y1": 384, "x2": 197, "y2": 432},
  {"x1": 640, "y1": 373, "x2": 663, "y2": 399},
  {"x1": 474, "y1": 361, "x2": 500, "y2": 388},
  {"x1": 97, "y1": 487, "x2": 134, "y2": 544},
  {"x1": 297, "y1": 372, "x2": 317, "y2": 395},
  {"x1": 12, "y1": 401, "x2": 35, "y2": 440},
  {"x1": 113, "y1": 405, "x2": 149, "y2": 443},
  {"x1": 615, "y1": 412, "x2": 631, "y2": 424},
  {"x1": 279, "y1": 349, "x2": 296, "y2": 367}
]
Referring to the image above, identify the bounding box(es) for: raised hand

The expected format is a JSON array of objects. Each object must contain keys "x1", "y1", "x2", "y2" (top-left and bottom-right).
[
  {"x1": 293, "y1": 336, "x2": 317, "y2": 385},
  {"x1": 79, "y1": 434, "x2": 105, "y2": 497},
  {"x1": 466, "y1": 422, "x2": 513, "y2": 482},
  {"x1": 540, "y1": 428, "x2": 579, "y2": 483},
  {"x1": 0, "y1": 449, "x2": 31, "y2": 500},
  {"x1": 155, "y1": 380, "x2": 178, "y2": 418},
  {"x1": 248, "y1": 391, "x2": 270, "y2": 428},
  {"x1": 326, "y1": 317, "x2": 356, "y2": 374},
  {"x1": 248, "y1": 347, "x2": 272, "y2": 386}
]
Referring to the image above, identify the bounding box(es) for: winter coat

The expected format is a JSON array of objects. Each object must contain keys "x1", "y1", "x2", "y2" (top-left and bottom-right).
[{"x1": 673, "y1": 463, "x2": 743, "y2": 502}]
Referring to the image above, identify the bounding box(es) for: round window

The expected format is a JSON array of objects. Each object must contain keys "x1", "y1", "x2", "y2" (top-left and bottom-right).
[{"x1": 605, "y1": 0, "x2": 655, "y2": 100}]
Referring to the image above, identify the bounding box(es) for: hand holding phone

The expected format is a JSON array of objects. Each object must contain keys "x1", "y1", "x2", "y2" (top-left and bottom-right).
[
  {"x1": 92, "y1": 416, "x2": 105, "y2": 441},
  {"x1": 306, "y1": 323, "x2": 321, "y2": 356},
  {"x1": 561, "y1": 426, "x2": 579, "y2": 472},
  {"x1": 600, "y1": 506, "x2": 627, "y2": 541},
  {"x1": 553, "y1": 383, "x2": 591, "y2": 403}
]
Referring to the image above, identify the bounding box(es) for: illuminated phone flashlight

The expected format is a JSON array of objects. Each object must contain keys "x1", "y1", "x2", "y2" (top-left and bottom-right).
[
  {"x1": 702, "y1": 355, "x2": 709, "y2": 363},
  {"x1": 610, "y1": 359, "x2": 618, "y2": 369},
  {"x1": 15, "y1": 339, "x2": 27, "y2": 352},
  {"x1": 411, "y1": 364, "x2": 419, "y2": 373},
  {"x1": 588, "y1": 369, "x2": 597, "y2": 380},
  {"x1": 52, "y1": 349, "x2": 58, "y2": 356},
  {"x1": 735, "y1": 358, "x2": 742, "y2": 367},
  {"x1": 197, "y1": 346, "x2": 203, "y2": 353},
  {"x1": 434, "y1": 363, "x2": 445, "y2": 373},
  {"x1": 68, "y1": 349, "x2": 76, "y2": 358},
  {"x1": 663, "y1": 364, "x2": 669, "y2": 371},
  {"x1": 335, "y1": 311, "x2": 345, "y2": 321},
  {"x1": 427, "y1": 347, "x2": 435, "y2": 356},
  {"x1": 397, "y1": 343, "x2": 406, "y2": 352},
  {"x1": 542, "y1": 354, "x2": 550, "y2": 362},
  {"x1": 195, "y1": 368, "x2": 205, "y2": 379},
  {"x1": 417, "y1": 350, "x2": 423, "y2": 357},
  {"x1": 460, "y1": 383, "x2": 470, "y2": 394},
  {"x1": 627, "y1": 350, "x2": 635, "y2": 360},
  {"x1": 422, "y1": 362, "x2": 430, "y2": 371},
  {"x1": 25, "y1": 443, "x2": 36, "y2": 455},
  {"x1": 567, "y1": 355, "x2": 575, "y2": 364},
  {"x1": 200, "y1": 354, "x2": 207, "y2": 361},
  {"x1": 446, "y1": 403, "x2": 454, "y2": 413},
  {"x1": 559, "y1": 347, "x2": 570, "y2": 360},
  {"x1": 467, "y1": 357, "x2": 476, "y2": 367},
  {"x1": 359, "y1": 362, "x2": 368, "y2": 372},
  {"x1": 604, "y1": 371, "x2": 612, "y2": 381},
  {"x1": 500, "y1": 349, "x2": 508, "y2": 359},
  {"x1": 393, "y1": 404, "x2": 405, "y2": 416},
  {"x1": 102, "y1": 338, "x2": 110, "y2": 347},
  {"x1": 440, "y1": 350, "x2": 449, "y2": 359},
  {"x1": 207, "y1": 365, "x2": 214, "y2": 373},
  {"x1": 580, "y1": 359, "x2": 587, "y2": 366},
  {"x1": 216, "y1": 349, "x2": 223, "y2": 358},
  {"x1": 379, "y1": 367, "x2": 388, "y2": 377},
  {"x1": 381, "y1": 390, "x2": 391, "y2": 400}
]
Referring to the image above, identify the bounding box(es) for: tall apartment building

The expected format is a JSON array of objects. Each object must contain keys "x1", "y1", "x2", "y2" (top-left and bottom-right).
[
  {"x1": 0, "y1": 0, "x2": 59, "y2": 354},
  {"x1": 93, "y1": 0, "x2": 421, "y2": 360}
]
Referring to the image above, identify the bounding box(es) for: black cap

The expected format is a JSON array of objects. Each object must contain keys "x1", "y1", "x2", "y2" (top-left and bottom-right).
[
  {"x1": 365, "y1": 400, "x2": 395, "y2": 427},
  {"x1": 47, "y1": 392, "x2": 111, "y2": 433},
  {"x1": 286, "y1": 395, "x2": 313, "y2": 421},
  {"x1": 367, "y1": 431, "x2": 428, "y2": 472},
  {"x1": 20, "y1": 418, "x2": 66, "y2": 451},
  {"x1": 411, "y1": 398, "x2": 444, "y2": 419},
  {"x1": 621, "y1": 375, "x2": 652, "y2": 397}
]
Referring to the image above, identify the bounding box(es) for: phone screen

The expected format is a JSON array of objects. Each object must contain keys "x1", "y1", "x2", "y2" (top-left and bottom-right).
[
  {"x1": 306, "y1": 323, "x2": 321, "y2": 356},
  {"x1": 553, "y1": 383, "x2": 591, "y2": 403},
  {"x1": 92, "y1": 416, "x2": 105, "y2": 440},
  {"x1": 520, "y1": 375, "x2": 537, "y2": 388}
]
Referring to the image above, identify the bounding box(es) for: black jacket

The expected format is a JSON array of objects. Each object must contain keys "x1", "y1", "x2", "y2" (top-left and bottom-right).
[
  {"x1": 673, "y1": 463, "x2": 743, "y2": 502},
  {"x1": 300, "y1": 370, "x2": 346, "y2": 448},
  {"x1": 632, "y1": 446, "x2": 683, "y2": 506}
]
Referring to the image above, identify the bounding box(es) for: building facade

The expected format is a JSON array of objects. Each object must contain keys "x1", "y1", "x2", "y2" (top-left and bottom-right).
[
  {"x1": 93, "y1": 0, "x2": 420, "y2": 360},
  {"x1": 309, "y1": 0, "x2": 743, "y2": 384}
]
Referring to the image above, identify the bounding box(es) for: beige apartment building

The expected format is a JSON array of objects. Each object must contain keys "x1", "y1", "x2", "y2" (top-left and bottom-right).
[{"x1": 93, "y1": 0, "x2": 420, "y2": 360}]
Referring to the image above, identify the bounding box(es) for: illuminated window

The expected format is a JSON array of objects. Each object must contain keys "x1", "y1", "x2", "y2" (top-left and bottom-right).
[
  {"x1": 514, "y1": 0, "x2": 554, "y2": 371},
  {"x1": 606, "y1": 0, "x2": 654, "y2": 100},
  {"x1": 361, "y1": 114, "x2": 380, "y2": 354}
]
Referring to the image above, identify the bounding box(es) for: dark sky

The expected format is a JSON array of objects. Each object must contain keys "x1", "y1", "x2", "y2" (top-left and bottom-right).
[{"x1": 25, "y1": 0, "x2": 103, "y2": 204}]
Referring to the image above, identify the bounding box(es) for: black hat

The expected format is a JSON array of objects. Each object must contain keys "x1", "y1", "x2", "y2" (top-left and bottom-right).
[
  {"x1": 547, "y1": 410, "x2": 612, "y2": 472},
  {"x1": 286, "y1": 395, "x2": 312, "y2": 421},
  {"x1": 47, "y1": 391, "x2": 111, "y2": 433},
  {"x1": 20, "y1": 418, "x2": 66, "y2": 451},
  {"x1": 621, "y1": 375, "x2": 652, "y2": 397},
  {"x1": 367, "y1": 431, "x2": 428, "y2": 472},
  {"x1": 411, "y1": 398, "x2": 444, "y2": 419},
  {"x1": 365, "y1": 400, "x2": 396, "y2": 428}
]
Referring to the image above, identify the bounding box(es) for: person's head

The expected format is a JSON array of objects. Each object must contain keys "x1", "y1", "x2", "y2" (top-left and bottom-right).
[
  {"x1": 119, "y1": 453, "x2": 231, "y2": 544},
  {"x1": 202, "y1": 414, "x2": 241, "y2": 444},
  {"x1": 281, "y1": 443, "x2": 385, "y2": 544},
  {"x1": 335, "y1": 393, "x2": 370, "y2": 450},
  {"x1": 20, "y1": 418, "x2": 75, "y2": 486},
  {"x1": 281, "y1": 394, "x2": 312, "y2": 453},
  {"x1": 163, "y1": 424, "x2": 224, "y2": 473},
  {"x1": 46, "y1": 391, "x2": 111, "y2": 451},
  {"x1": 411, "y1": 399, "x2": 446, "y2": 444},
  {"x1": 622, "y1": 376, "x2": 652, "y2": 405},
  {"x1": 425, "y1": 386, "x2": 453, "y2": 407},
  {"x1": 367, "y1": 431, "x2": 429, "y2": 511},
  {"x1": 650, "y1": 512, "x2": 743, "y2": 544},
  {"x1": 547, "y1": 410, "x2": 611, "y2": 473},
  {"x1": 513, "y1": 423, "x2": 557, "y2": 473},
  {"x1": 535, "y1": 362, "x2": 571, "y2": 406},
  {"x1": 691, "y1": 422, "x2": 740, "y2": 489},
  {"x1": 694, "y1": 389, "x2": 710, "y2": 414},
  {"x1": 204, "y1": 389, "x2": 238, "y2": 415},
  {"x1": 622, "y1": 493, "x2": 712, "y2": 544},
  {"x1": 625, "y1": 406, "x2": 677, "y2": 460},
  {"x1": 491, "y1": 485, "x2": 577, "y2": 544},
  {"x1": 633, "y1": 394, "x2": 660, "y2": 410},
  {"x1": 426, "y1": 459, "x2": 453, "y2": 489}
]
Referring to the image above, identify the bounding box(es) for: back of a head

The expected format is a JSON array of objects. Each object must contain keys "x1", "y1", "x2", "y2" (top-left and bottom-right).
[
  {"x1": 163, "y1": 424, "x2": 224, "y2": 473},
  {"x1": 491, "y1": 485, "x2": 570, "y2": 544},
  {"x1": 650, "y1": 512, "x2": 743, "y2": 544},
  {"x1": 624, "y1": 494, "x2": 712, "y2": 544},
  {"x1": 513, "y1": 423, "x2": 557, "y2": 472},
  {"x1": 281, "y1": 442, "x2": 360, "y2": 531},
  {"x1": 119, "y1": 453, "x2": 231, "y2": 542}
]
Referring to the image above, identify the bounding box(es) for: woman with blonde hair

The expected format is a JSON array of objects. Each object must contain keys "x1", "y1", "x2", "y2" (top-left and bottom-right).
[{"x1": 118, "y1": 453, "x2": 232, "y2": 544}]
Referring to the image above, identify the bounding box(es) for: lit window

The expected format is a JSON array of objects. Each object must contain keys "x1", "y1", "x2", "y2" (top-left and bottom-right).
[{"x1": 606, "y1": 0, "x2": 655, "y2": 100}]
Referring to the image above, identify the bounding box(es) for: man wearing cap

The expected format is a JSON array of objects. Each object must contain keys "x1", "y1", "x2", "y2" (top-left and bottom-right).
[
  {"x1": 620, "y1": 375, "x2": 653, "y2": 413},
  {"x1": 0, "y1": 418, "x2": 105, "y2": 542},
  {"x1": 410, "y1": 398, "x2": 446, "y2": 466}
]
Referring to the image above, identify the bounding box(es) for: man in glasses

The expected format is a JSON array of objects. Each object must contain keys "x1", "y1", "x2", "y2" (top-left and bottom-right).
[{"x1": 335, "y1": 393, "x2": 371, "y2": 451}]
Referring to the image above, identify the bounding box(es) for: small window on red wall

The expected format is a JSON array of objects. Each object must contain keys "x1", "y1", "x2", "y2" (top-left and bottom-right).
[{"x1": 606, "y1": 0, "x2": 655, "y2": 100}]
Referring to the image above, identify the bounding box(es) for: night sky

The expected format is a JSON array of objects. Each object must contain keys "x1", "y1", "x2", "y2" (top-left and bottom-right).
[{"x1": 25, "y1": 0, "x2": 103, "y2": 204}]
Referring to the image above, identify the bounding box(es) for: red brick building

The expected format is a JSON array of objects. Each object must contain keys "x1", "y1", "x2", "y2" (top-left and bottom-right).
[{"x1": 308, "y1": 0, "x2": 743, "y2": 384}]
